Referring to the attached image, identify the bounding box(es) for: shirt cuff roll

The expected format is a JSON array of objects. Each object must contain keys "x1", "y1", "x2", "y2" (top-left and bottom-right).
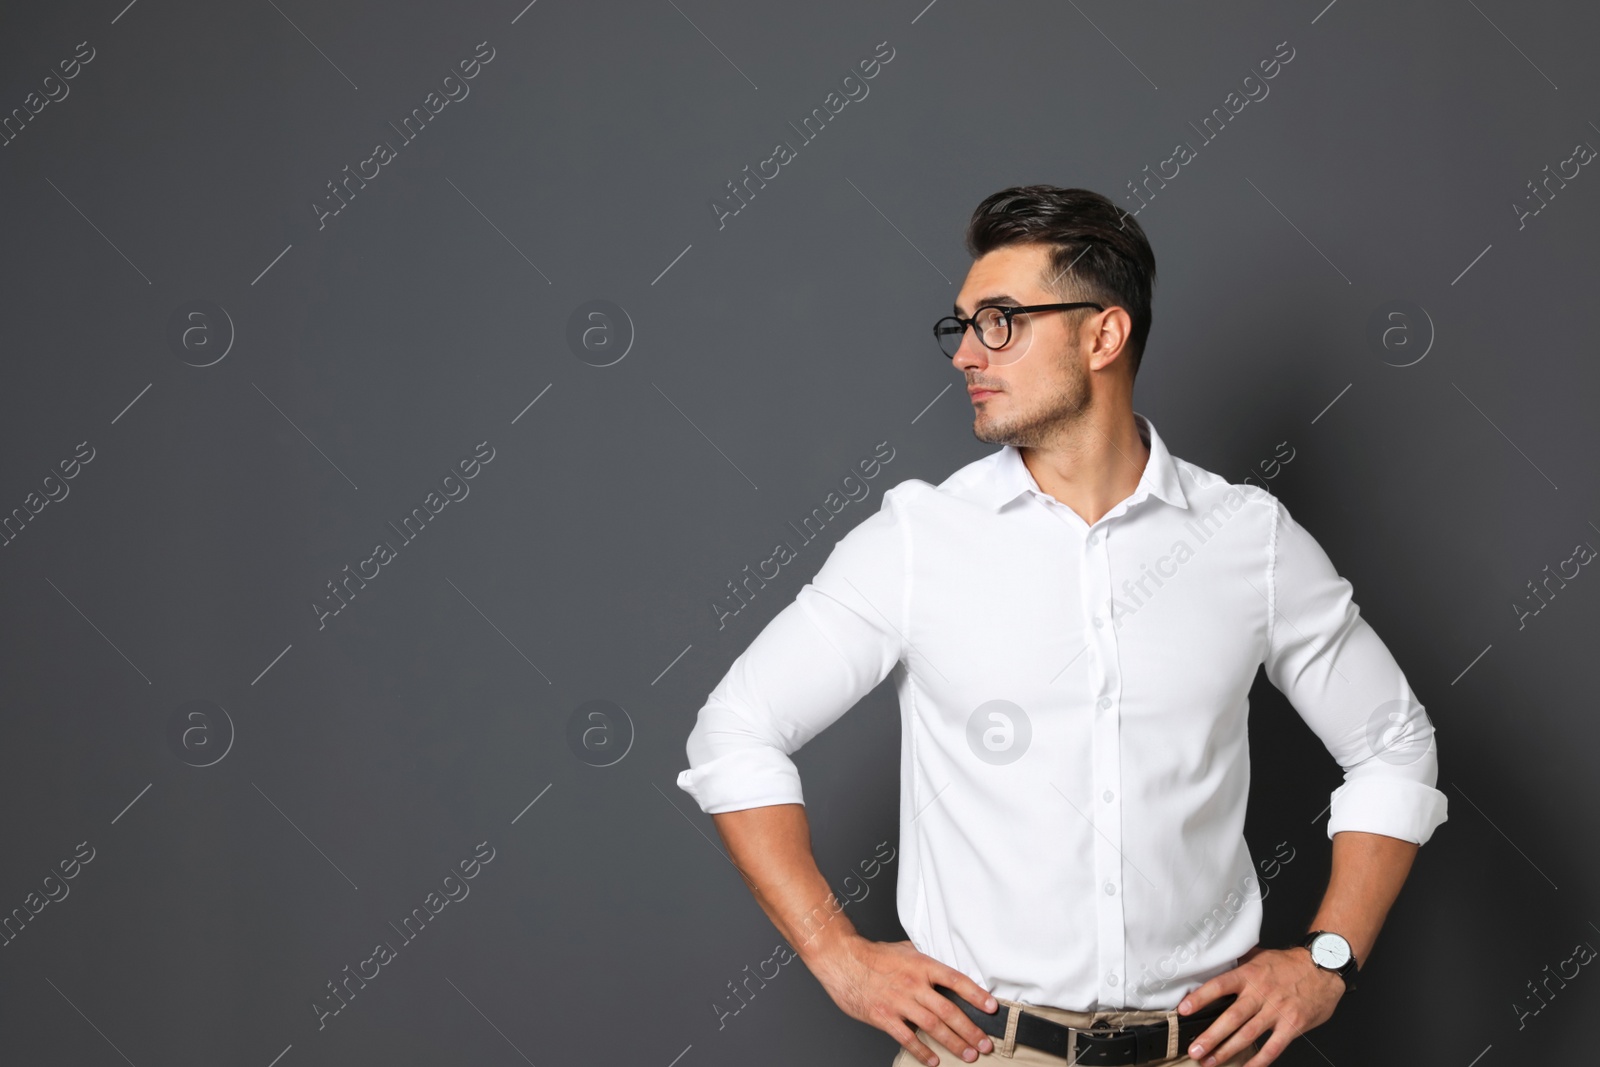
[
  {"x1": 1325, "y1": 774, "x2": 1448, "y2": 845},
  {"x1": 675, "y1": 746, "x2": 806, "y2": 814}
]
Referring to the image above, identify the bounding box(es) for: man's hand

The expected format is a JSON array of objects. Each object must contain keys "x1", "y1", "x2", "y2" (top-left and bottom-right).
[
  {"x1": 1176, "y1": 946, "x2": 1346, "y2": 1067},
  {"x1": 809, "y1": 935, "x2": 998, "y2": 1066}
]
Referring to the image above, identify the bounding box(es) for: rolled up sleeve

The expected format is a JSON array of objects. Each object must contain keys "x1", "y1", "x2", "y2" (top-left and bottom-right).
[
  {"x1": 1263, "y1": 498, "x2": 1448, "y2": 845},
  {"x1": 676, "y1": 485, "x2": 911, "y2": 814}
]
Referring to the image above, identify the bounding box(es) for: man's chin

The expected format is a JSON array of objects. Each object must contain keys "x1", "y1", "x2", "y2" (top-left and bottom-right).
[{"x1": 972, "y1": 419, "x2": 1015, "y2": 446}]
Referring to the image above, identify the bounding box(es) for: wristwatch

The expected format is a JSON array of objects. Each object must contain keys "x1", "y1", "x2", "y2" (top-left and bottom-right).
[{"x1": 1301, "y1": 930, "x2": 1359, "y2": 991}]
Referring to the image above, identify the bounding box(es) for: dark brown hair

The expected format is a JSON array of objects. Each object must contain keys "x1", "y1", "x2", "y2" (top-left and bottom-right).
[{"x1": 964, "y1": 185, "x2": 1157, "y2": 380}]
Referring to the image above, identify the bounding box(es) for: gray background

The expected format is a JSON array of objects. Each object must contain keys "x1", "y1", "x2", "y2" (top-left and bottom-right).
[{"x1": 1, "y1": 0, "x2": 1596, "y2": 1064}]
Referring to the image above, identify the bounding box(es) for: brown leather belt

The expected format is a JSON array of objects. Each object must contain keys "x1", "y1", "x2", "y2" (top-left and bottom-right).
[{"x1": 935, "y1": 986, "x2": 1238, "y2": 1065}]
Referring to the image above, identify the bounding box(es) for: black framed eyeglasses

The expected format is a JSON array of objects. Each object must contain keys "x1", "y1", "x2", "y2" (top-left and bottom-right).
[{"x1": 933, "y1": 302, "x2": 1105, "y2": 362}]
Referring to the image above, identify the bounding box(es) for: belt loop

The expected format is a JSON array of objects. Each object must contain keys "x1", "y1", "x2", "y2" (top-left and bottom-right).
[
  {"x1": 1164, "y1": 1009, "x2": 1179, "y2": 1061},
  {"x1": 1000, "y1": 1003, "x2": 1020, "y2": 1058}
]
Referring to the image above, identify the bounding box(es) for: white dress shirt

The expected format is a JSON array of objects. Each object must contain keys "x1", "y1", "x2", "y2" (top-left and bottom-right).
[{"x1": 677, "y1": 412, "x2": 1447, "y2": 1011}]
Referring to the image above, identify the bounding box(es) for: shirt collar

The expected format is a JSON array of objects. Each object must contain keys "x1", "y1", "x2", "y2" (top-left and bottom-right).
[{"x1": 984, "y1": 411, "x2": 1189, "y2": 514}]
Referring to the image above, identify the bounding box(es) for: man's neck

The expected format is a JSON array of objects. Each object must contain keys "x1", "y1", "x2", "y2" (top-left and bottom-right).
[{"x1": 1018, "y1": 411, "x2": 1151, "y2": 527}]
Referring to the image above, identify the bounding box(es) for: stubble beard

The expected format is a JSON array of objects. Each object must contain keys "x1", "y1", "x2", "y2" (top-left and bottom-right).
[{"x1": 972, "y1": 348, "x2": 1091, "y2": 449}]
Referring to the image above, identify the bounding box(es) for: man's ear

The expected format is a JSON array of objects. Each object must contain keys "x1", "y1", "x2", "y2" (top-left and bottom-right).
[{"x1": 1089, "y1": 308, "x2": 1132, "y2": 370}]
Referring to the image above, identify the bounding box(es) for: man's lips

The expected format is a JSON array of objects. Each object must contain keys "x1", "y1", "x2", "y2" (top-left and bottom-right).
[{"x1": 968, "y1": 387, "x2": 1001, "y2": 401}]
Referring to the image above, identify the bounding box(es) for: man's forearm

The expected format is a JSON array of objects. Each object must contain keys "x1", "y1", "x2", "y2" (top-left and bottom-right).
[
  {"x1": 1302, "y1": 829, "x2": 1418, "y2": 970},
  {"x1": 711, "y1": 803, "x2": 861, "y2": 965}
]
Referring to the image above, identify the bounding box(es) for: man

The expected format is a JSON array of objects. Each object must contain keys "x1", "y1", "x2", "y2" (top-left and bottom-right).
[{"x1": 676, "y1": 185, "x2": 1446, "y2": 1067}]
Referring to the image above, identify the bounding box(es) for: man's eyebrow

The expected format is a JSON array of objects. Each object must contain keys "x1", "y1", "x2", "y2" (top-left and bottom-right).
[{"x1": 953, "y1": 294, "x2": 1021, "y2": 316}]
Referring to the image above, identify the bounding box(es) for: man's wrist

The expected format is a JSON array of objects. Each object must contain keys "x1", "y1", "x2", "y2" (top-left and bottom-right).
[
  {"x1": 792, "y1": 913, "x2": 864, "y2": 966},
  {"x1": 1292, "y1": 944, "x2": 1350, "y2": 991}
]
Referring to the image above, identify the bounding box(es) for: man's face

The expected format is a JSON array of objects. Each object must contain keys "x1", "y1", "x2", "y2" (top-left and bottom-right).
[{"x1": 950, "y1": 243, "x2": 1099, "y2": 448}]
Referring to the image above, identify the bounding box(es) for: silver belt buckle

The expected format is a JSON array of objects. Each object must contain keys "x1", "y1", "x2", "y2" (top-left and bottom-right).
[{"x1": 1069, "y1": 1016, "x2": 1112, "y2": 1065}]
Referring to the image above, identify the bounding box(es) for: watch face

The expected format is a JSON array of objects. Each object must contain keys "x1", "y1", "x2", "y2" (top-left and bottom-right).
[{"x1": 1310, "y1": 933, "x2": 1352, "y2": 969}]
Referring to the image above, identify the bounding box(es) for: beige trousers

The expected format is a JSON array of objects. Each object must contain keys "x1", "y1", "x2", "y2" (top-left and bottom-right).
[{"x1": 890, "y1": 996, "x2": 1261, "y2": 1067}]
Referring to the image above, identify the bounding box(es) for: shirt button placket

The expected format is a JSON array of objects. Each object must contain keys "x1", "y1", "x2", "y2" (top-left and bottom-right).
[{"x1": 1084, "y1": 521, "x2": 1127, "y2": 1004}]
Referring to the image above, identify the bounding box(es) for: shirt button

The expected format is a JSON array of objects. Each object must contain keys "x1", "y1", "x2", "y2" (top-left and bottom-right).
[
  {"x1": 1097, "y1": 697, "x2": 1111, "y2": 709},
  {"x1": 1088, "y1": 531, "x2": 1099, "y2": 545},
  {"x1": 1093, "y1": 616, "x2": 1103, "y2": 629},
  {"x1": 1107, "y1": 973, "x2": 1119, "y2": 987},
  {"x1": 1102, "y1": 789, "x2": 1114, "y2": 803},
  {"x1": 1104, "y1": 881, "x2": 1116, "y2": 895}
]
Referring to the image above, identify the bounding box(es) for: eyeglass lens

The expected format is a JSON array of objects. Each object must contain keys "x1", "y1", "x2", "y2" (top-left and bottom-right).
[{"x1": 937, "y1": 306, "x2": 1023, "y2": 362}]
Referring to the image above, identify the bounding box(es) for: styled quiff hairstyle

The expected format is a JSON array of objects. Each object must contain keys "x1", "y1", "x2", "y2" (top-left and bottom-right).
[{"x1": 963, "y1": 185, "x2": 1157, "y2": 381}]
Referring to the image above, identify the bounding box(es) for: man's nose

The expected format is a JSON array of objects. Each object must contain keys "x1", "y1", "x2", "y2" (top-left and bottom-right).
[{"x1": 950, "y1": 330, "x2": 990, "y2": 371}]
